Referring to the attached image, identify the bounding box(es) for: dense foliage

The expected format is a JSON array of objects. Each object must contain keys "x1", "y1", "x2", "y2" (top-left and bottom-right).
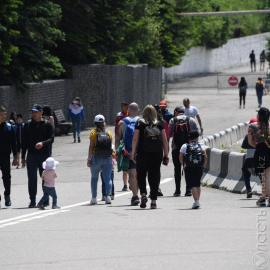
[{"x1": 0, "y1": 0, "x2": 269, "y2": 87}]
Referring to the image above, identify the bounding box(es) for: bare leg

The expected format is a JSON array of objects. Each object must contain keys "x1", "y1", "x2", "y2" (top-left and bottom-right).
[
  {"x1": 261, "y1": 172, "x2": 266, "y2": 199},
  {"x1": 265, "y1": 167, "x2": 270, "y2": 197},
  {"x1": 191, "y1": 187, "x2": 199, "y2": 201},
  {"x1": 123, "y1": 171, "x2": 128, "y2": 186},
  {"x1": 128, "y1": 169, "x2": 138, "y2": 197}
]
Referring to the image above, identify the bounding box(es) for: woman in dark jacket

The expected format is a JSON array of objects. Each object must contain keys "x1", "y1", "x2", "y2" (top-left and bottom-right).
[{"x1": 238, "y1": 77, "x2": 247, "y2": 109}]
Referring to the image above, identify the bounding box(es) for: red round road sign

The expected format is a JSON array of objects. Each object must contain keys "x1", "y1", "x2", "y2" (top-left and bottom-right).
[{"x1": 228, "y1": 76, "x2": 238, "y2": 86}]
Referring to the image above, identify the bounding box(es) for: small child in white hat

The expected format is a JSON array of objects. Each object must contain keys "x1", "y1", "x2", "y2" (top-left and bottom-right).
[{"x1": 37, "y1": 157, "x2": 60, "y2": 210}]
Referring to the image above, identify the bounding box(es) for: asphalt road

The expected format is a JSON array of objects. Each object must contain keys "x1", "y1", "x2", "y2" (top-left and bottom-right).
[{"x1": 1, "y1": 65, "x2": 270, "y2": 270}]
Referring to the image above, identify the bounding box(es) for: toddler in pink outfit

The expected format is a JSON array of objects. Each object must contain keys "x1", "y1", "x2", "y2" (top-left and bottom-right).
[{"x1": 37, "y1": 157, "x2": 60, "y2": 210}]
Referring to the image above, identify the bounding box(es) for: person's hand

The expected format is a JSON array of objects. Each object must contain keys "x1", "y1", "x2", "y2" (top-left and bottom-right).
[
  {"x1": 200, "y1": 127, "x2": 204, "y2": 133},
  {"x1": 163, "y1": 156, "x2": 169, "y2": 165},
  {"x1": 87, "y1": 159, "x2": 91, "y2": 167},
  {"x1": 35, "y1": 142, "x2": 43, "y2": 149},
  {"x1": 133, "y1": 154, "x2": 137, "y2": 164},
  {"x1": 22, "y1": 159, "x2": 26, "y2": 167},
  {"x1": 12, "y1": 157, "x2": 18, "y2": 166}
]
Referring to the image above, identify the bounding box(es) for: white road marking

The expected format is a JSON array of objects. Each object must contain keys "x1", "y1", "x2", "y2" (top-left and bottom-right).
[{"x1": 0, "y1": 178, "x2": 173, "y2": 229}]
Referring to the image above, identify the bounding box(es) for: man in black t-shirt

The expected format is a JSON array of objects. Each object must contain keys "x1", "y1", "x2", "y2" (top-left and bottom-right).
[
  {"x1": 249, "y1": 50, "x2": 256, "y2": 72},
  {"x1": 22, "y1": 104, "x2": 54, "y2": 208}
]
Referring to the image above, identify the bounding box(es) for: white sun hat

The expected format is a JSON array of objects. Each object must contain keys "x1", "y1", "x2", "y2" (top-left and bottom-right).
[
  {"x1": 42, "y1": 157, "x2": 59, "y2": 170},
  {"x1": 94, "y1": 114, "x2": 105, "y2": 123}
]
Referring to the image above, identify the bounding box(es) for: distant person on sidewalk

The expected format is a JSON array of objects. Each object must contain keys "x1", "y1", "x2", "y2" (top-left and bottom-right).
[
  {"x1": 183, "y1": 98, "x2": 203, "y2": 134},
  {"x1": 238, "y1": 77, "x2": 247, "y2": 109},
  {"x1": 260, "y1": 50, "x2": 266, "y2": 71},
  {"x1": 9, "y1": 112, "x2": 17, "y2": 126},
  {"x1": 255, "y1": 78, "x2": 265, "y2": 108},
  {"x1": 114, "y1": 102, "x2": 129, "y2": 191},
  {"x1": 15, "y1": 114, "x2": 25, "y2": 169},
  {"x1": 248, "y1": 107, "x2": 270, "y2": 207},
  {"x1": 241, "y1": 118, "x2": 258, "y2": 198},
  {"x1": 68, "y1": 97, "x2": 85, "y2": 143},
  {"x1": 249, "y1": 50, "x2": 256, "y2": 72},
  {"x1": 43, "y1": 105, "x2": 55, "y2": 130},
  {"x1": 180, "y1": 130, "x2": 208, "y2": 209},
  {"x1": 0, "y1": 106, "x2": 18, "y2": 208},
  {"x1": 159, "y1": 101, "x2": 173, "y2": 124}
]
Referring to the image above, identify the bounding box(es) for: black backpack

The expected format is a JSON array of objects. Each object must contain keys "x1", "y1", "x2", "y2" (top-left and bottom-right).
[
  {"x1": 142, "y1": 123, "x2": 163, "y2": 153},
  {"x1": 239, "y1": 86, "x2": 246, "y2": 94},
  {"x1": 173, "y1": 117, "x2": 190, "y2": 148},
  {"x1": 95, "y1": 130, "x2": 112, "y2": 157}
]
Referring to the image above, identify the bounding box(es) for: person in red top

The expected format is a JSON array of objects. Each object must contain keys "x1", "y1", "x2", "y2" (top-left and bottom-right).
[
  {"x1": 115, "y1": 102, "x2": 129, "y2": 191},
  {"x1": 115, "y1": 102, "x2": 129, "y2": 134}
]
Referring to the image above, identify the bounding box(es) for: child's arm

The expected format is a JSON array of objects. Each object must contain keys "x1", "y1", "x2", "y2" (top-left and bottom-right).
[
  {"x1": 203, "y1": 152, "x2": 208, "y2": 168},
  {"x1": 41, "y1": 173, "x2": 45, "y2": 180},
  {"x1": 179, "y1": 152, "x2": 184, "y2": 166}
]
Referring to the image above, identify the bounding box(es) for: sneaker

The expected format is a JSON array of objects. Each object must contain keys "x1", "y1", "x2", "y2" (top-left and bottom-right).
[
  {"x1": 4, "y1": 196, "x2": 11, "y2": 207},
  {"x1": 111, "y1": 196, "x2": 114, "y2": 200},
  {"x1": 90, "y1": 198, "x2": 97, "y2": 205},
  {"x1": 52, "y1": 205, "x2": 60, "y2": 209},
  {"x1": 122, "y1": 185, "x2": 128, "y2": 191},
  {"x1": 140, "y1": 195, "x2": 148, "y2": 208},
  {"x1": 131, "y1": 196, "x2": 140, "y2": 206},
  {"x1": 28, "y1": 201, "x2": 36, "y2": 208},
  {"x1": 157, "y1": 188, "x2": 163, "y2": 196},
  {"x1": 16, "y1": 165, "x2": 20, "y2": 169},
  {"x1": 173, "y1": 191, "x2": 181, "y2": 197},
  {"x1": 247, "y1": 191, "x2": 253, "y2": 199},
  {"x1": 185, "y1": 190, "x2": 192, "y2": 197},
  {"x1": 78, "y1": 137, "x2": 81, "y2": 143},
  {"x1": 150, "y1": 202, "x2": 157, "y2": 209},
  {"x1": 192, "y1": 201, "x2": 201, "y2": 209},
  {"x1": 74, "y1": 139, "x2": 76, "y2": 143},
  {"x1": 256, "y1": 198, "x2": 266, "y2": 206},
  {"x1": 101, "y1": 196, "x2": 106, "y2": 201},
  {"x1": 105, "y1": 196, "x2": 111, "y2": 204},
  {"x1": 38, "y1": 204, "x2": 45, "y2": 210},
  {"x1": 43, "y1": 200, "x2": 50, "y2": 207}
]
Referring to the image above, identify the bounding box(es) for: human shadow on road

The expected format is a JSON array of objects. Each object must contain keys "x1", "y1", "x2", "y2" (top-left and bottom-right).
[
  {"x1": 12, "y1": 207, "x2": 33, "y2": 210},
  {"x1": 124, "y1": 208, "x2": 161, "y2": 211},
  {"x1": 240, "y1": 206, "x2": 265, "y2": 209}
]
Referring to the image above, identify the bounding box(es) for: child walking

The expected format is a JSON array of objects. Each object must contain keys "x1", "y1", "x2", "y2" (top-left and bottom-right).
[
  {"x1": 38, "y1": 157, "x2": 60, "y2": 210},
  {"x1": 179, "y1": 130, "x2": 208, "y2": 209}
]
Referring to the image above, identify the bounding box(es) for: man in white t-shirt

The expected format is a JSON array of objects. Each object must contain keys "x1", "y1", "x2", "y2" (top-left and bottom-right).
[{"x1": 183, "y1": 98, "x2": 203, "y2": 134}]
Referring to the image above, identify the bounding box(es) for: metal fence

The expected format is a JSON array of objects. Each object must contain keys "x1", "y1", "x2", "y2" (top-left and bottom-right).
[{"x1": 164, "y1": 72, "x2": 269, "y2": 92}]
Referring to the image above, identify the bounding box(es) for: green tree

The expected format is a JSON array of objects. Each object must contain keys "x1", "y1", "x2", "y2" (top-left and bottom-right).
[
  {"x1": 2, "y1": 0, "x2": 65, "y2": 88},
  {"x1": 0, "y1": 0, "x2": 21, "y2": 75}
]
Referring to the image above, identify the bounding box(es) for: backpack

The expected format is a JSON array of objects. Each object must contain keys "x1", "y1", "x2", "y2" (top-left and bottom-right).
[
  {"x1": 256, "y1": 83, "x2": 264, "y2": 92},
  {"x1": 95, "y1": 129, "x2": 112, "y2": 157},
  {"x1": 239, "y1": 86, "x2": 246, "y2": 94},
  {"x1": 185, "y1": 142, "x2": 205, "y2": 167},
  {"x1": 142, "y1": 123, "x2": 163, "y2": 153},
  {"x1": 122, "y1": 117, "x2": 140, "y2": 151},
  {"x1": 173, "y1": 117, "x2": 190, "y2": 148}
]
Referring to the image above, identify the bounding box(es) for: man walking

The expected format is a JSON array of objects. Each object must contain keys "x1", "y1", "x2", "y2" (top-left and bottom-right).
[
  {"x1": 22, "y1": 104, "x2": 54, "y2": 208},
  {"x1": 249, "y1": 50, "x2": 256, "y2": 72},
  {"x1": 169, "y1": 106, "x2": 199, "y2": 196},
  {"x1": 0, "y1": 106, "x2": 18, "y2": 208},
  {"x1": 115, "y1": 103, "x2": 140, "y2": 205},
  {"x1": 183, "y1": 98, "x2": 203, "y2": 134},
  {"x1": 159, "y1": 101, "x2": 173, "y2": 124},
  {"x1": 255, "y1": 78, "x2": 265, "y2": 108},
  {"x1": 115, "y1": 102, "x2": 129, "y2": 191}
]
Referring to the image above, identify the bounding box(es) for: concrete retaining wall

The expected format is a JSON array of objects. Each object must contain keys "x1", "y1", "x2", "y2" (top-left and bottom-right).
[{"x1": 163, "y1": 32, "x2": 270, "y2": 77}]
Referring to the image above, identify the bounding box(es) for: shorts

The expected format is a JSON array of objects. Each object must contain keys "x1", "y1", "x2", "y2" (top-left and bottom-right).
[
  {"x1": 129, "y1": 159, "x2": 136, "y2": 170},
  {"x1": 184, "y1": 167, "x2": 203, "y2": 188}
]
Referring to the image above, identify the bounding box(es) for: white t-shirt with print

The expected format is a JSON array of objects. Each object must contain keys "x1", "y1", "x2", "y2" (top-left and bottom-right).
[
  {"x1": 180, "y1": 143, "x2": 206, "y2": 167},
  {"x1": 184, "y1": 106, "x2": 199, "y2": 119}
]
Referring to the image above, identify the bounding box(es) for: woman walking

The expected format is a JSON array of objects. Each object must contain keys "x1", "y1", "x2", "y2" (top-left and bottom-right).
[
  {"x1": 260, "y1": 50, "x2": 266, "y2": 71},
  {"x1": 132, "y1": 105, "x2": 169, "y2": 209},
  {"x1": 248, "y1": 107, "x2": 270, "y2": 207},
  {"x1": 238, "y1": 77, "x2": 247, "y2": 109},
  {"x1": 87, "y1": 115, "x2": 113, "y2": 205},
  {"x1": 68, "y1": 97, "x2": 85, "y2": 143}
]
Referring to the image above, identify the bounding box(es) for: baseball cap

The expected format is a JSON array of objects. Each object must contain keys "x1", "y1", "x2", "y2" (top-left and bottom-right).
[
  {"x1": 249, "y1": 118, "x2": 257, "y2": 124},
  {"x1": 30, "y1": 104, "x2": 43, "y2": 111},
  {"x1": 256, "y1": 107, "x2": 270, "y2": 116},
  {"x1": 94, "y1": 114, "x2": 105, "y2": 123},
  {"x1": 174, "y1": 106, "x2": 185, "y2": 113},
  {"x1": 188, "y1": 130, "x2": 199, "y2": 140},
  {"x1": 159, "y1": 101, "x2": 167, "y2": 107}
]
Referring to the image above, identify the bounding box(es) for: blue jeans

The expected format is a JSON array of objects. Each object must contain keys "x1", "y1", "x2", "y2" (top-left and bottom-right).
[
  {"x1": 38, "y1": 187, "x2": 57, "y2": 206},
  {"x1": 257, "y1": 91, "x2": 263, "y2": 105},
  {"x1": 101, "y1": 171, "x2": 114, "y2": 196},
  {"x1": 72, "y1": 118, "x2": 81, "y2": 139},
  {"x1": 26, "y1": 152, "x2": 50, "y2": 201},
  {"x1": 90, "y1": 154, "x2": 112, "y2": 198}
]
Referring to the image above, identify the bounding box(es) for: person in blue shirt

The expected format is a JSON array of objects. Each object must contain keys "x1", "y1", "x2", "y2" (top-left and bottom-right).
[
  {"x1": 68, "y1": 97, "x2": 85, "y2": 143},
  {"x1": 159, "y1": 101, "x2": 173, "y2": 124}
]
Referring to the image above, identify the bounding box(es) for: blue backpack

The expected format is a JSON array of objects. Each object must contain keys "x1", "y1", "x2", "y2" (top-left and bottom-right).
[
  {"x1": 185, "y1": 142, "x2": 205, "y2": 167},
  {"x1": 122, "y1": 117, "x2": 140, "y2": 151}
]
